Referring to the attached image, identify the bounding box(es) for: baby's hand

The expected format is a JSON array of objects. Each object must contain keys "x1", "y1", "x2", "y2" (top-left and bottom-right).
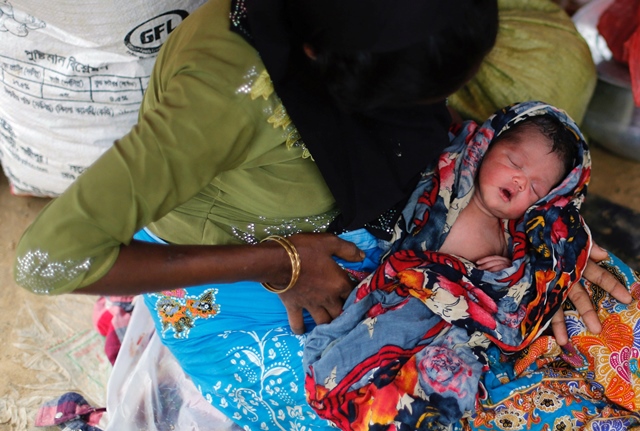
[{"x1": 476, "y1": 255, "x2": 512, "y2": 272}]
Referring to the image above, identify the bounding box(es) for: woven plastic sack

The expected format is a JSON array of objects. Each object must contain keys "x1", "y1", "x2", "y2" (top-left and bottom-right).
[
  {"x1": 0, "y1": 0, "x2": 206, "y2": 196},
  {"x1": 449, "y1": 0, "x2": 597, "y2": 125}
]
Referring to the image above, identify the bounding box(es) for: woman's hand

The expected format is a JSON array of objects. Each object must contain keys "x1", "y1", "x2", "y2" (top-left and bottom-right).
[
  {"x1": 476, "y1": 255, "x2": 511, "y2": 272},
  {"x1": 78, "y1": 233, "x2": 362, "y2": 311},
  {"x1": 78, "y1": 231, "x2": 363, "y2": 335},
  {"x1": 550, "y1": 242, "x2": 633, "y2": 345},
  {"x1": 270, "y1": 233, "x2": 365, "y2": 335}
]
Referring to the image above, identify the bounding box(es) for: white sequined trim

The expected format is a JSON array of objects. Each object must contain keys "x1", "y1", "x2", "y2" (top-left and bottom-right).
[
  {"x1": 15, "y1": 250, "x2": 92, "y2": 294},
  {"x1": 235, "y1": 66, "x2": 259, "y2": 96},
  {"x1": 231, "y1": 211, "x2": 338, "y2": 244}
]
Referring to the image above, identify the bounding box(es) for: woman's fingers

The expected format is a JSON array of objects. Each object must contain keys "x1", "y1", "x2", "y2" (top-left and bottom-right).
[
  {"x1": 589, "y1": 241, "x2": 608, "y2": 262},
  {"x1": 550, "y1": 308, "x2": 569, "y2": 346},
  {"x1": 283, "y1": 295, "x2": 340, "y2": 335},
  {"x1": 553, "y1": 241, "x2": 633, "y2": 343},
  {"x1": 283, "y1": 302, "x2": 306, "y2": 335},
  {"x1": 567, "y1": 281, "x2": 602, "y2": 334},
  {"x1": 331, "y1": 236, "x2": 365, "y2": 263},
  {"x1": 307, "y1": 305, "x2": 333, "y2": 327},
  {"x1": 582, "y1": 259, "x2": 632, "y2": 304}
]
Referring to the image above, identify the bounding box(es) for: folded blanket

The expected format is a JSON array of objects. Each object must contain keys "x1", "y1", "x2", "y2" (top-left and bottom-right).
[{"x1": 303, "y1": 101, "x2": 591, "y2": 430}]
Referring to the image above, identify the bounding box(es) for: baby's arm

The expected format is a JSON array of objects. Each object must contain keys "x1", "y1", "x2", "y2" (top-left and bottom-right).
[{"x1": 476, "y1": 255, "x2": 511, "y2": 272}]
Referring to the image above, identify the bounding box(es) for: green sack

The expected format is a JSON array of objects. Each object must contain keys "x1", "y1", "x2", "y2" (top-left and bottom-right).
[{"x1": 449, "y1": 0, "x2": 596, "y2": 125}]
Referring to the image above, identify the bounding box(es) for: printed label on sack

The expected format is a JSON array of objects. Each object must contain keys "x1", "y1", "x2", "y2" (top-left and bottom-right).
[{"x1": 125, "y1": 10, "x2": 189, "y2": 55}]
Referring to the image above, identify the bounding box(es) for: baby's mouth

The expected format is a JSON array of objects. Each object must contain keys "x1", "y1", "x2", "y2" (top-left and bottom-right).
[{"x1": 500, "y1": 188, "x2": 512, "y2": 201}]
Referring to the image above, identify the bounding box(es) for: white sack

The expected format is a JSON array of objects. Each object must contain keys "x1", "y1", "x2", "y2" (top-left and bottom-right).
[{"x1": 0, "y1": 0, "x2": 206, "y2": 196}]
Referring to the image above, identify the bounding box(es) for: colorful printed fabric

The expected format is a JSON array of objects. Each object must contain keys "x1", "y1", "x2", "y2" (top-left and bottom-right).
[
  {"x1": 93, "y1": 296, "x2": 135, "y2": 365},
  {"x1": 35, "y1": 391, "x2": 105, "y2": 431},
  {"x1": 303, "y1": 102, "x2": 592, "y2": 430},
  {"x1": 568, "y1": 252, "x2": 640, "y2": 412},
  {"x1": 138, "y1": 227, "x2": 385, "y2": 431},
  {"x1": 461, "y1": 251, "x2": 640, "y2": 431}
]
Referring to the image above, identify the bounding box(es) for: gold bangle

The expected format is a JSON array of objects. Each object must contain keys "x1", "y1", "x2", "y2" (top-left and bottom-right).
[{"x1": 260, "y1": 235, "x2": 301, "y2": 294}]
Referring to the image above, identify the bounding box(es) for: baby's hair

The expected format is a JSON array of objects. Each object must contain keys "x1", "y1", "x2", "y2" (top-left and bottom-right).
[{"x1": 494, "y1": 114, "x2": 578, "y2": 178}]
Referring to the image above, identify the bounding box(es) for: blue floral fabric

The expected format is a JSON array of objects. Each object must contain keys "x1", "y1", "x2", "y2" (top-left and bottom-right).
[{"x1": 138, "y1": 228, "x2": 384, "y2": 431}]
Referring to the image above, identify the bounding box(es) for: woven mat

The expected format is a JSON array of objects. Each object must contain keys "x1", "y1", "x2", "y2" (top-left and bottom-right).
[{"x1": 0, "y1": 294, "x2": 110, "y2": 431}]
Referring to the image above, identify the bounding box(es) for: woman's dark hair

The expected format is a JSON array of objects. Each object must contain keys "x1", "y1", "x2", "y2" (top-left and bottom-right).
[{"x1": 293, "y1": 0, "x2": 499, "y2": 113}]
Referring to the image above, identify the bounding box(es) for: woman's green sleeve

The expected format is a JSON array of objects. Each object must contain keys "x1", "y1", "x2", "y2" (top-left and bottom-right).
[{"x1": 14, "y1": 72, "x2": 255, "y2": 294}]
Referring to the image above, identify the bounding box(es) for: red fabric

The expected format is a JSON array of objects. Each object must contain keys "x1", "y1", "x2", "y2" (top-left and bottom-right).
[
  {"x1": 628, "y1": 23, "x2": 640, "y2": 106},
  {"x1": 92, "y1": 296, "x2": 134, "y2": 365},
  {"x1": 597, "y1": 0, "x2": 640, "y2": 106},
  {"x1": 597, "y1": 0, "x2": 639, "y2": 63}
]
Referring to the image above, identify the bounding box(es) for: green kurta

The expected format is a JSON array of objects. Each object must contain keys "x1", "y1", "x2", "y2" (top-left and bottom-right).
[{"x1": 14, "y1": 0, "x2": 337, "y2": 295}]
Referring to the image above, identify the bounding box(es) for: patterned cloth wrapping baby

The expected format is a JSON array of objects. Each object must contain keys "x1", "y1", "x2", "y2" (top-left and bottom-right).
[{"x1": 303, "y1": 101, "x2": 593, "y2": 430}]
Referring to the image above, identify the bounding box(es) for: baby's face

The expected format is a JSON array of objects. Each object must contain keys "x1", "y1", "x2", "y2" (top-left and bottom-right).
[{"x1": 475, "y1": 128, "x2": 565, "y2": 220}]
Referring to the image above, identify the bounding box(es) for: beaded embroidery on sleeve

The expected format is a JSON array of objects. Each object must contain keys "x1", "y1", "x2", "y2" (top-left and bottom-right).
[{"x1": 16, "y1": 250, "x2": 92, "y2": 294}]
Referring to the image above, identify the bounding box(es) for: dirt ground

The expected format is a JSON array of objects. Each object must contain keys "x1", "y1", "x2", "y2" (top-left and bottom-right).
[
  {"x1": 0, "y1": 177, "x2": 50, "y2": 393},
  {"x1": 0, "y1": 142, "x2": 638, "y2": 430}
]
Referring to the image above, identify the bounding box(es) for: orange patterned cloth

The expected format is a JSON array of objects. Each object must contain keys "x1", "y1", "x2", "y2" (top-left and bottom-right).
[
  {"x1": 568, "y1": 252, "x2": 640, "y2": 411},
  {"x1": 464, "y1": 252, "x2": 640, "y2": 431}
]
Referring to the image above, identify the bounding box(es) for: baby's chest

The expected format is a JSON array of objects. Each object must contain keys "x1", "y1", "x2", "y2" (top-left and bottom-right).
[{"x1": 440, "y1": 220, "x2": 507, "y2": 262}]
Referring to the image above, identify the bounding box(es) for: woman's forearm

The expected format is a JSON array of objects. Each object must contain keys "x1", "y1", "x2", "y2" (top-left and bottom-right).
[
  {"x1": 74, "y1": 232, "x2": 366, "y2": 332},
  {"x1": 75, "y1": 239, "x2": 290, "y2": 296}
]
